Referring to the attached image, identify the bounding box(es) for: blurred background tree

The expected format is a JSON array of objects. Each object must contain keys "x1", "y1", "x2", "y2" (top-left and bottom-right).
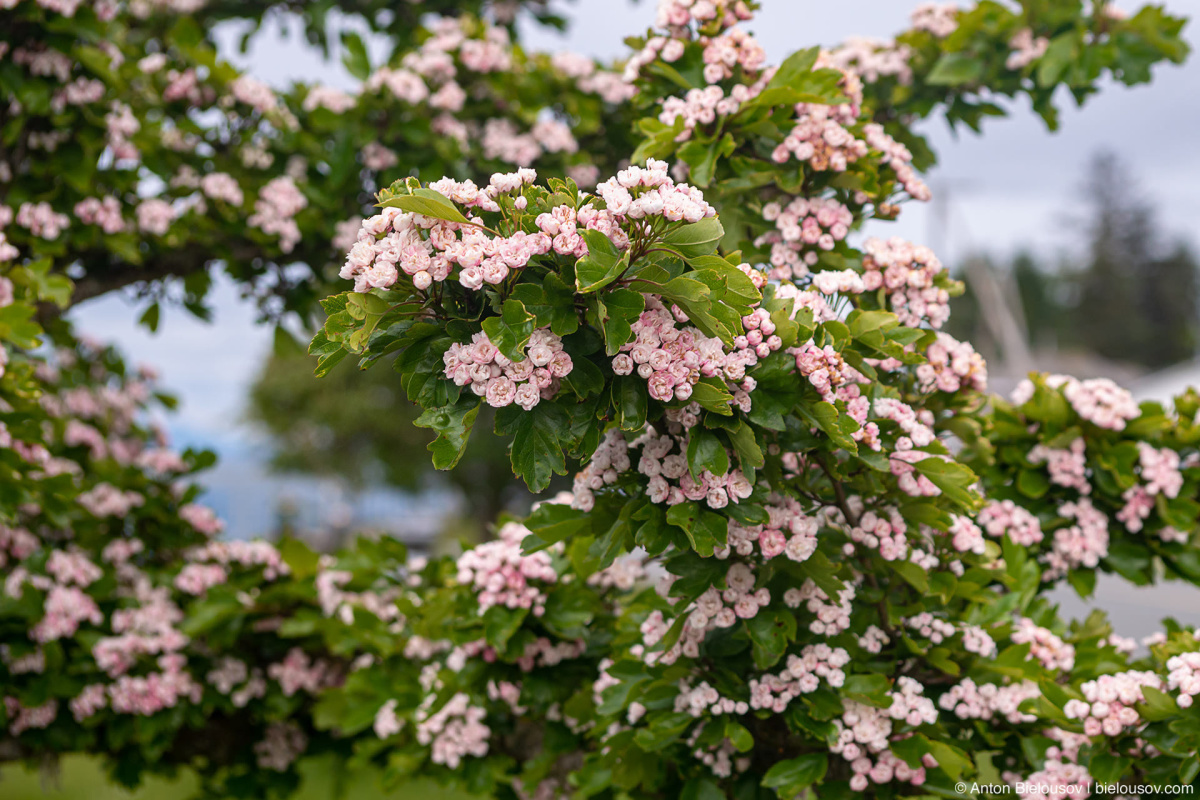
[
  {"x1": 245, "y1": 343, "x2": 563, "y2": 543},
  {"x1": 949, "y1": 151, "x2": 1199, "y2": 374}
]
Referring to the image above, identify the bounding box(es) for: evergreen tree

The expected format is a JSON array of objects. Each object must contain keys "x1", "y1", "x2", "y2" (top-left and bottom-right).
[{"x1": 1069, "y1": 152, "x2": 1198, "y2": 368}]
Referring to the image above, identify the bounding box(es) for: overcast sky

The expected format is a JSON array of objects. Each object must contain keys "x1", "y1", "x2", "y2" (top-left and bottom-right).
[{"x1": 68, "y1": 2, "x2": 1200, "y2": 629}]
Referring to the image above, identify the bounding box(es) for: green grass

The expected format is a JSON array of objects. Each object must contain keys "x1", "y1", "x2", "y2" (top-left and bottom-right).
[{"x1": 0, "y1": 755, "x2": 467, "y2": 800}]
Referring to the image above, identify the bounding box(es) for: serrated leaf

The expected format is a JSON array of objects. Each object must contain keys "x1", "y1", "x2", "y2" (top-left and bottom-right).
[
  {"x1": 494, "y1": 402, "x2": 570, "y2": 492},
  {"x1": 927, "y1": 52, "x2": 984, "y2": 85},
  {"x1": 597, "y1": 288, "x2": 645, "y2": 355},
  {"x1": 686, "y1": 428, "x2": 730, "y2": 480},
  {"x1": 481, "y1": 298, "x2": 536, "y2": 363},
  {"x1": 666, "y1": 501, "x2": 728, "y2": 557},
  {"x1": 661, "y1": 217, "x2": 725, "y2": 259},
  {"x1": 414, "y1": 397, "x2": 480, "y2": 470},
  {"x1": 340, "y1": 31, "x2": 371, "y2": 81},
  {"x1": 576, "y1": 229, "x2": 629, "y2": 292},
  {"x1": 377, "y1": 188, "x2": 471, "y2": 225}
]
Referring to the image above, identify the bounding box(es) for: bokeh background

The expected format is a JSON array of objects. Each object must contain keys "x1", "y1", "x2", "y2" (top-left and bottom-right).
[{"x1": 8, "y1": 0, "x2": 1200, "y2": 796}]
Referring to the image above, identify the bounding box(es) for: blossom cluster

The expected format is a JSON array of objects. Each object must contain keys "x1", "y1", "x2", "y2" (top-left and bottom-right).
[
  {"x1": 1064, "y1": 670, "x2": 1162, "y2": 736},
  {"x1": 339, "y1": 171, "x2": 546, "y2": 292},
  {"x1": 1011, "y1": 618, "x2": 1076, "y2": 672},
  {"x1": 443, "y1": 329, "x2": 573, "y2": 410},
  {"x1": 414, "y1": 692, "x2": 491, "y2": 769},
  {"x1": 1166, "y1": 651, "x2": 1200, "y2": 708},
  {"x1": 831, "y1": 700, "x2": 931, "y2": 791},
  {"x1": 911, "y1": 2, "x2": 960, "y2": 37},
  {"x1": 939, "y1": 679, "x2": 1040, "y2": 724},
  {"x1": 1007, "y1": 29, "x2": 1050, "y2": 70},
  {"x1": 641, "y1": 563, "x2": 770, "y2": 666},
  {"x1": 613, "y1": 298, "x2": 761, "y2": 404},
  {"x1": 248, "y1": 176, "x2": 307, "y2": 253},
  {"x1": 747, "y1": 644, "x2": 850, "y2": 712},
  {"x1": 594, "y1": 159, "x2": 717, "y2": 223},
  {"x1": 826, "y1": 37, "x2": 913, "y2": 85},
  {"x1": 1118, "y1": 442, "x2": 1185, "y2": 533},
  {"x1": 1013, "y1": 375, "x2": 1139, "y2": 431},
  {"x1": 792, "y1": 341, "x2": 868, "y2": 404},
  {"x1": 860, "y1": 237, "x2": 951, "y2": 328},
  {"x1": 1044, "y1": 498, "x2": 1109, "y2": 580},
  {"x1": 1028, "y1": 438, "x2": 1090, "y2": 495},
  {"x1": 721, "y1": 496, "x2": 819, "y2": 562},
  {"x1": 759, "y1": 196, "x2": 854, "y2": 279},
  {"x1": 977, "y1": 499, "x2": 1044, "y2": 546},
  {"x1": 454, "y1": 521, "x2": 558, "y2": 616},
  {"x1": 784, "y1": 579, "x2": 855, "y2": 636},
  {"x1": 917, "y1": 333, "x2": 987, "y2": 394}
]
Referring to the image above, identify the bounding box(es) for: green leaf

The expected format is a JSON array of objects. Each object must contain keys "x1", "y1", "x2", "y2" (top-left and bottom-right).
[
  {"x1": 494, "y1": 403, "x2": 571, "y2": 492},
  {"x1": 340, "y1": 31, "x2": 371, "y2": 81},
  {"x1": 848, "y1": 309, "x2": 898, "y2": 337},
  {"x1": 691, "y1": 378, "x2": 734, "y2": 416},
  {"x1": 1016, "y1": 469, "x2": 1050, "y2": 499},
  {"x1": 634, "y1": 711, "x2": 694, "y2": 752},
  {"x1": 483, "y1": 605, "x2": 527, "y2": 650},
  {"x1": 1088, "y1": 753, "x2": 1132, "y2": 785},
  {"x1": 377, "y1": 188, "x2": 471, "y2": 226},
  {"x1": 414, "y1": 397, "x2": 481, "y2": 470},
  {"x1": 139, "y1": 302, "x2": 160, "y2": 333},
  {"x1": 926, "y1": 53, "x2": 984, "y2": 85},
  {"x1": 541, "y1": 585, "x2": 597, "y2": 638},
  {"x1": 726, "y1": 720, "x2": 754, "y2": 752},
  {"x1": 25, "y1": 260, "x2": 74, "y2": 308},
  {"x1": 891, "y1": 560, "x2": 929, "y2": 593},
  {"x1": 746, "y1": 607, "x2": 797, "y2": 669},
  {"x1": 512, "y1": 275, "x2": 580, "y2": 337},
  {"x1": 576, "y1": 229, "x2": 629, "y2": 293},
  {"x1": 687, "y1": 429, "x2": 730, "y2": 480},
  {"x1": 843, "y1": 674, "x2": 892, "y2": 705},
  {"x1": 678, "y1": 134, "x2": 734, "y2": 187},
  {"x1": 308, "y1": 329, "x2": 348, "y2": 377},
  {"x1": 666, "y1": 502, "x2": 728, "y2": 557},
  {"x1": 1037, "y1": 32, "x2": 1078, "y2": 87},
  {"x1": 920, "y1": 736, "x2": 972, "y2": 781},
  {"x1": 394, "y1": 324, "x2": 456, "y2": 406},
  {"x1": 772, "y1": 46, "x2": 821, "y2": 85},
  {"x1": 612, "y1": 376, "x2": 648, "y2": 431},
  {"x1": 1138, "y1": 686, "x2": 1179, "y2": 722},
  {"x1": 913, "y1": 457, "x2": 978, "y2": 508},
  {"x1": 278, "y1": 536, "x2": 320, "y2": 580},
  {"x1": 523, "y1": 502, "x2": 592, "y2": 551},
  {"x1": 481, "y1": 298, "x2": 536, "y2": 363},
  {"x1": 727, "y1": 420, "x2": 765, "y2": 472},
  {"x1": 658, "y1": 274, "x2": 711, "y2": 303},
  {"x1": 745, "y1": 46, "x2": 834, "y2": 110},
  {"x1": 799, "y1": 401, "x2": 858, "y2": 453},
  {"x1": 661, "y1": 217, "x2": 725, "y2": 259},
  {"x1": 762, "y1": 754, "x2": 827, "y2": 795},
  {"x1": 597, "y1": 288, "x2": 645, "y2": 355},
  {"x1": 681, "y1": 778, "x2": 725, "y2": 800}
]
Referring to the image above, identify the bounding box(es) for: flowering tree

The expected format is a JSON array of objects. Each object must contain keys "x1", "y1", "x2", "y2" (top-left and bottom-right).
[
  {"x1": 3, "y1": 1, "x2": 1200, "y2": 800},
  {"x1": 0, "y1": 0, "x2": 636, "y2": 321}
]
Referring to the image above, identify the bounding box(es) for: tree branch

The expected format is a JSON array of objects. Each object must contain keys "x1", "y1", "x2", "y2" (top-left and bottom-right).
[{"x1": 65, "y1": 242, "x2": 267, "y2": 308}]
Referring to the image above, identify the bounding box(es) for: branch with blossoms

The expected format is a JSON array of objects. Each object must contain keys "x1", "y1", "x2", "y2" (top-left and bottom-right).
[
  {"x1": 303, "y1": 1, "x2": 1200, "y2": 797},
  {"x1": 3, "y1": 1, "x2": 1200, "y2": 799},
  {"x1": 0, "y1": 2, "x2": 637, "y2": 324}
]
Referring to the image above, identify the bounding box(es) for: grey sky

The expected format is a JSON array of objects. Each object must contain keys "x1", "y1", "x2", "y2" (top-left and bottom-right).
[{"x1": 69, "y1": 0, "x2": 1200, "y2": 631}]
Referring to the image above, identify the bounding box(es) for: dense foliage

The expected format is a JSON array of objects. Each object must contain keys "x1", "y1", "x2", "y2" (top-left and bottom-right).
[{"x1": 3, "y1": 1, "x2": 1199, "y2": 800}]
